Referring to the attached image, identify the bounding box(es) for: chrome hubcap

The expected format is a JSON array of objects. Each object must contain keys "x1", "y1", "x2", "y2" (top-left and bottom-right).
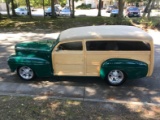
[
  {"x1": 19, "y1": 66, "x2": 34, "y2": 80},
  {"x1": 108, "y1": 70, "x2": 124, "y2": 84}
]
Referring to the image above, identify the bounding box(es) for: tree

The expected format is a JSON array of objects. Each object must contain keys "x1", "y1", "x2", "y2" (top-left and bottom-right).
[
  {"x1": 42, "y1": 0, "x2": 45, "y2": 18},
  {"x1": 5, "y1": 0, "x2": 11, "y2": 18},
  {"x1": 51, "y1": 0, "x2": 56, "y2": 18},
  {"x1": 142, "y1": 0, "x2": 152, "y2": 17},
  {"x1": 97, "y1": 0, "x2": 102, "y2": 16},
  {"x1": 147, "y1": 0, "x2": 156, "y2": 18},
  {"x1": 70, "y1": 0, "x2": 75, "y2": 18},
  {"x1": 26, "y1": 0, "x2": 32, "y2": 19},
  {"x1": 0, "y1": 13, "x2": 2, "y2": 20},
  {"x1": 11, "y1": 0, "x2": 16, "y2": 16},
  {"x1": 118, "y1": 0, "x2": 125, "y2": 18}
]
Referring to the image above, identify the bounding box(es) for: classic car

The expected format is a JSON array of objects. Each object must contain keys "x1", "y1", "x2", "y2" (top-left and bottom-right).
[
  {"x1": 8, "y1": 25, "x2": 154, "y2": 86},
  {"x1": 125, "y1": 6, "x2": 140, "y2": 17}
]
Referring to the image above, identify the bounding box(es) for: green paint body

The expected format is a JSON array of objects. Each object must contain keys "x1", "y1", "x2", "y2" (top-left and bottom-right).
[
  {"x1": 8, "y1": 39, "x2": 58, "y2": 77},
  {"x1": 100, "y1": 58, "x2": 148, "y2": 80}
]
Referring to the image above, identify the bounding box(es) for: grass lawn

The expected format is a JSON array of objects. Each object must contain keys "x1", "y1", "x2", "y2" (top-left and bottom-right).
[
  {"x1": 0, "y1": 16, "x2": 159, "y2": 32},
  {"x1": 0, "y1": 95, "x2": 160, "y2": 120},
  {"x1": 0, "y1": 16, "x2": 132, "y2": 32}
]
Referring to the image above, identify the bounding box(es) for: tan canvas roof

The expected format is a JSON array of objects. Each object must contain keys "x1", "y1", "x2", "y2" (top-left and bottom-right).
[{"x1": 59, "y1": 25, "x2": 153, "y2": 41}]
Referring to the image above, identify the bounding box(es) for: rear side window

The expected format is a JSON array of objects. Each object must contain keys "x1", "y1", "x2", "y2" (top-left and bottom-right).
[{"x1": 86, "y1": 41, "x2": 150, "y2": 51}]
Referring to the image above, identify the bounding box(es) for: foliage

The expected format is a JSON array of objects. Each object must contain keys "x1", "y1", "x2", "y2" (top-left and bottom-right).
[
  {"x1": 76, "y1": 3, "x2": 91, "y2": 9},
  {"x1": 59, "y1": 0, "x2": 66, "y2": 6},
  {"x1": 131, "y1": 17, "x2": 160, "y2": 28},
  {"x1": 16, "y1": 0, "x2": 66, "y2": 7}
]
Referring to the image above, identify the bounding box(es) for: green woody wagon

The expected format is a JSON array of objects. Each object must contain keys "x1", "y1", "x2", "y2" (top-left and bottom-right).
[{"x1": 8, "y1": 25, "x2": 154, "y2": 86}]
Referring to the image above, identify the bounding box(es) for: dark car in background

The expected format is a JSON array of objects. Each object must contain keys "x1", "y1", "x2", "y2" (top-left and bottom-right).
[
  {"x1": 106, "y1": 5, "x2": 117, "y2": 13},
  {"x1": 125, "y1": 7, "x2": 140, "y2": 17},
  {"x1": 44, "y1": 7, "x2": 60, "y2": 16}
]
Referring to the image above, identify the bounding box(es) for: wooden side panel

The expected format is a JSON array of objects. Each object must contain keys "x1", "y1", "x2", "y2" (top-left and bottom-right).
[
  {"x1": 52, "y1": 51, "x2": 84, "y2": 76},
  {"x1": 86, "y1": 51, "x2": 151, "y2": 76}
]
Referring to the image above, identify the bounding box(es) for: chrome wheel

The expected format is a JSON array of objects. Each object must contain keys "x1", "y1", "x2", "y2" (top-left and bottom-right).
[
  {"x1": 107, "y1": 70, "x2": 125, "y2": 85},
  {"x1": 18, "y1": 66, "x2": 34, "y2": 80}
]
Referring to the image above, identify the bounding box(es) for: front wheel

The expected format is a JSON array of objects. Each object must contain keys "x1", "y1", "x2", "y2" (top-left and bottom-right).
[
  {"x1": 17, "y1": 66, "x2": 35, "y2": 81},
  {"x1": 106, "y1": 69, "x2": 126, "y2": 86}
]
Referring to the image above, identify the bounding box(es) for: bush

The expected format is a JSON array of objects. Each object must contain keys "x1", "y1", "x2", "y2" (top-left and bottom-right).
[
  {"x1": 131, "y1": 17, "x2": 160, "y2": 29},
  {"x1": 76, "y1": 3, "x2": 91, "y2": 9}
]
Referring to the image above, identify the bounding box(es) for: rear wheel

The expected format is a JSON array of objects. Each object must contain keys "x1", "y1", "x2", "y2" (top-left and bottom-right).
[
  {"x1": 106, "y1": 69, "x2": 126, "y2": 86},
  {"x1": 17, "y1": 66, "x2": 35, "y2": 81}
]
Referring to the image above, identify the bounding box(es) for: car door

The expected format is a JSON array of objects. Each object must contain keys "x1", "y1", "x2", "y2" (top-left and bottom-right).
[
  {"x1": 52, "y1": 41, "x2": 85, "y2": 76},
  {"x1": 85, "y1": 40, "x2": 119, "y2": 76}
]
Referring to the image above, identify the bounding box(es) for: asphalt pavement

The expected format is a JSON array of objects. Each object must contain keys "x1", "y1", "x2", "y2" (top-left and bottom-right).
[{"x1": 0, "y1": 29, "x2": 160, "y2": 105}]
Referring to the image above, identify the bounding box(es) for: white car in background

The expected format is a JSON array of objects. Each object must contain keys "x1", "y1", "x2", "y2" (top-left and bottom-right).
[
  {"x1": 15, "y1": 7, "x2": 28, "y2": 15},
  {"x1": 55, "y1": 4, "x2": 62, "y2": 10}
]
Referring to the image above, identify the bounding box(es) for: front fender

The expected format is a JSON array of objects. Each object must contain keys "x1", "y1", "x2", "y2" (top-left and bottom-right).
[
  {"x1": 8, "y1": 55, "x2": 53, "y2": 77},
  {"x1": 100, "y1": 58, "x2": 148, "y2": 80}
]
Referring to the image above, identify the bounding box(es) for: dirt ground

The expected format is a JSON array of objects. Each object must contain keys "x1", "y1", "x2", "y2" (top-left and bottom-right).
[{"x1": 0, "y1": 95, "x2": 160, "y2": 120}]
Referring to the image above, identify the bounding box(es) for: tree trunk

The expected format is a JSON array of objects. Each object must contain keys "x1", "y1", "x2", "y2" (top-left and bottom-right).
[
  {"x1": 142, "y1": 0, "x2": 152, "y2": 17},
  {"x1": 11, "y1": 0, "x2": 16, "y2": 16},
  {"x1": 147, "y1": 0, "x2": 156, "y2": 18},
  {"x1": 51, "y1": 0, "x2": 56, "y2": 18},
  {"x1": 71, "y1": 0, "x2": 75, "y2": 18},
  {"x1": 0, "y1": 13, "x2": 2, "y2": 19},
  {"x1": 5, "y1": 0, "x2": 11, "y2": 18},
  {"x1": 118, "y1": 0, "x2": 124, "y2": 18},
  {"x1": 42, "y1": 0, "x2": 45, "y2": 18},
  {"x1": 26, "y1": 0, "x2": 32, "y2": 19},
  {"x1": 98, "y1": 0, "x2": 102, "y2": 16},
  {"x1": 69, "y1": 0, "x2": 71, "y2": 17}
]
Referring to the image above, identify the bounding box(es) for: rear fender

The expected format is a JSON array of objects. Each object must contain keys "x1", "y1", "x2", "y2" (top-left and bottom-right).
[{"x1": 100, "y1": 58, "x2": 148, "y2": 80}]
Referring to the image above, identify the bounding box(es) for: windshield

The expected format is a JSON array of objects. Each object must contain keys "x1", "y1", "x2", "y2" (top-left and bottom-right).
[
  {"x1": 47, "y1": 7, "x2": 59, "y2": 11},
  {"x1": 16, "y1": 8, "x2": 25, "y2": 11},
  {"x1": 62, "y1": 9, "x2": 70, "y2": 12},
  {"x1": 112, "y1": 9, "x2": 118, "y2": 12},
  {"x1": 128, "y1": 7, "x2": 139, "y2": 11}
]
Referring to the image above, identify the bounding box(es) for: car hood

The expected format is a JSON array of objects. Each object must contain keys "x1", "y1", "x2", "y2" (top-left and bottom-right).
[{"x1": 15, "y1": 39, "x2": 57, "y2": 52}]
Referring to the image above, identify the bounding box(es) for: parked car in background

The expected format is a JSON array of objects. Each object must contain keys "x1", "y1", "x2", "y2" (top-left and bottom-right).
[
  {"x1": 106, "y1": 5, "x2": 117, "y2": 13},
  {"x1": 125, "y1": 6, "x2": 140, "y2": 17},
  {"x1": 59, "y1": 8, "x2": 71, "y2": 16},
  {"x1": 110, "y1": 9, "x2": 119, "y2": 17},
  {"x1": 44, "y1": 7, "x2": 60, "y2": 16},
  {"x1": 55, "y1": 4, "x2": 62, "y2": 10},
  {"x1": 15, "y1": 7, "x2": 28, "y2": 15},
  {"x1": 8, "y1": 25, "x2": 154, "y2": 86}
]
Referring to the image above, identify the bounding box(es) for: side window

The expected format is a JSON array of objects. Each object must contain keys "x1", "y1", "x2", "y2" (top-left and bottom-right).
[
  {"x1": 117, "y1": 41, "x2": 150, "y2": 51},
  {"x1": 86, "y1": 41, "x2": 150, "y2": 51},
  {"x1": 86, "y1": 41, "x2": 118, "y2": 51},
  {"x1": 57, "y1": 41, "x2": 82, "y2": 51}
]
